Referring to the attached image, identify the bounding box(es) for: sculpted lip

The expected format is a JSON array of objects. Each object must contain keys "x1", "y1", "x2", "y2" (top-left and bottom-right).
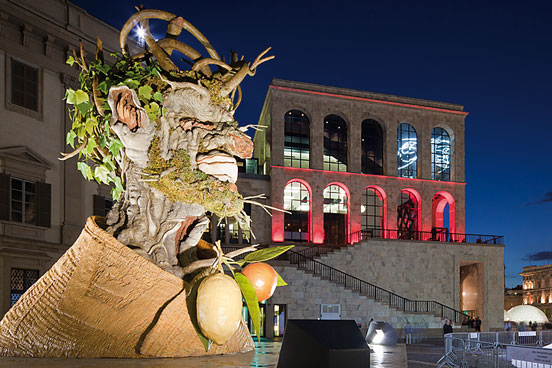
[{"x1": 196, "y1": 150, "x2": 238, "y2": 183}]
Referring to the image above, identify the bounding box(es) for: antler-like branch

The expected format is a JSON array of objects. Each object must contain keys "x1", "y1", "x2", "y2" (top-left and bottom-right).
[{"x1": 220, "y1": 47, "x2": 274, "y2": 96}]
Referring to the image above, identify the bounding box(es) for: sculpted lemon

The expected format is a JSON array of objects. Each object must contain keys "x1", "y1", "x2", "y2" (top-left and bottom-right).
[{"x1": 196, "y1": 273, "x2": 243, "y2": 345}]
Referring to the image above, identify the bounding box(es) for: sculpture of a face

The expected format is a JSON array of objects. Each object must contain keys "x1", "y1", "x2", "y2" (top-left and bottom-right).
[{"x1": 63, "y1": 9, "x2": 273, "y2": 277}]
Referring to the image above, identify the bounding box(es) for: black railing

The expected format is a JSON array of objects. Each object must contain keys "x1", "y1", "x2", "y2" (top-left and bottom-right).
[
  {"x1": 287, "y1": 249, "x2": 468, "y2": 324},
  {"x1": 349, "y1": 229, "x2": 504, "y2": 245}
]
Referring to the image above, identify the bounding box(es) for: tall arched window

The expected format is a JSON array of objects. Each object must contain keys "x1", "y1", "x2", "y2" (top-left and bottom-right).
[
  {"x1": 361, "y1": 187, "x2": 385, "y2": 237},
  {"x1": 432, "y1": 191, "x2": 456, "y2": 241},
  {"x1": 397, "y1": 190, "x2": 419, "y2": 239},
  {"x1": 283, "y1": 181, "x2": 310, "y2": 241},
  {"x1": 323, "y1": 184, "x2": 348, "y2": 244},
  {"x1": 284, "y1": 110, "x2": 310, "y2": 168},
  {"x1": 324, "y1": 115, "x2": 347, "y2": 172},
  {"x1": 397, "y1": 123, "x2": 417, "y2": 178},
  {"x1": 361, "y1": 119, "x2": 384, "y2": 175},
  {"x1": 431, "y1": 127, "x2": 451, "y2": 181}
]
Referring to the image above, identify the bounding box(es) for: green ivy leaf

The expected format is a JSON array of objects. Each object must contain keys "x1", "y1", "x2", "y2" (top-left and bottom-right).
[
  {"x1": 99, "y1": 134, "x2": 107, "y2": 148},
  {"x1": 97, "y1": 80, "x2": 108, "y2": 94},
  {"x1": 65, "y1": 89, "x2": 76, "y2": 104},
  {"x1": 153, "y1": 91, "x2": 163, "y2": 103},
  {"x1": 186, "y1": 277, "x2": 213, "y2": 352},
  {"x1": 85, "y1": 116, "x2": 98, "y2": 135},
  {"x1": 138, "y1": 85, "x2": 153, "y2": 100},
  {"x1": 234, "y1": 272, "x2": 261, "y2": 341},
  {"x1": 66, "y1": 130, "x2": 77, "y2": 148},
  {"x1": 77, "y1": 101, "x2": 92, "y2": 115},
  {"x1": 66, "y1": 55, "x2": 75, "y2": 66},
  {"x1": 123, "y1": 78, "x2": 140, "y2": 89},
  {"x1": 244, "y1": 245, "x2": 295, "y2": 263},
  {"x1": 145, "y1": 102, "x2": 160, "y2": 121},
  {"x1": 75, "y1": 89, "x2": 89, "y2": 105},
  {"x1": 108, "y1": 138, "x2": 124, "y2": 157},
  {"x1": 77, "y1": 161, "x2": 93, "y2": 180},
  {"x1": 102, "y1": 155, "x2": 116, "y2": 171},
  {"x1": 85, "y1": 139, "x2": 98, "y2": 155},
  {"x1": 275, "y1": 270, "x2": 287, "y2": 286},
  {"x1": 96, "y1": 63, "x2": 110, "y2": 75},
  {"x1": 113, "y1": 176, "x2": 124, "y2": 192},
  {"x1": 94, "y1": 165, "x2": 112, "y2": 185}
]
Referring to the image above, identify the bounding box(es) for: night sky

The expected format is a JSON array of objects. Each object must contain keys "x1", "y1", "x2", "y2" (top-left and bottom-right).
[{"x1": 70, "y1": 0, "x2": 552, "y2": 288}]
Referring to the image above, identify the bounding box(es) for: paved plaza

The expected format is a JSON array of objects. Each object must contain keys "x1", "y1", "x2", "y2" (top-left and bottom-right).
[{"x1": 0, "y1": 339, "x2": 433, "y2": 367}]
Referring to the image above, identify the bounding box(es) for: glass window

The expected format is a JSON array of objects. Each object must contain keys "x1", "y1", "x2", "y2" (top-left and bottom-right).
[
  {"x1": 397, "y1": 191, "x2": 419, "y2": 239},
  {"x1": 10, "y1": 268, "x2": 39, "y2": 306},
  {"x1": 323, "y1": 185, "x2": 348, "y2": 214},
  {"x1": 323, "y1": 184, "x2": 348, "y2": 245},
  {"x1": 242, "y1": 203, "x2": 251, "y2": 244},
  {"x1": 431, "y1": 127, "x2": 451, "y2": 181},
  {"x1": 11, "y1": 59, "x2": 39, "y2": 112},
  {"x1": 229, "y1": 217, "x2": 239, "y2": 244},
  {"x1": 361, "y1": 119, "x2": 384, "y2": 175},
  {"x1": 324, "y1": 115, "x2": 347, "y2": 172},
  {"x1": 284, "y1": 110, "x2": 310, "y2": 168},
  {"x1": 216, "y1": 219, "x2": 226, "y2": 244},
  {"x1": 397, "y1": 123, "x2": 417, "y2": 178},
  {"x1": 361, "y1": 188, "x2": 384, "y2": 236},
  {"x1": 284, "y1": 181, "x2": 310, "y2": 241},
  {"x1": 11, "y1": 178, "x2": 36, "y2": 225}
]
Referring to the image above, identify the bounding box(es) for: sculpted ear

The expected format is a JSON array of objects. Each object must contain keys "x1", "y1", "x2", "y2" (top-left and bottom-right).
[{"x1": 107, "y1": 86, "x2": 155, "y2": 168}]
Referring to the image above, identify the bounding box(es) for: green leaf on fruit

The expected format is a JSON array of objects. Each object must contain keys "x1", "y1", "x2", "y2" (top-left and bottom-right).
[
  {"x1": 275, "y1": 269, "x2": 287, "y2": 286},
  {"x1": 244, "y1": 245, "x2": 294, "y2": 263},
  {"x1": 234, "y1": 272, "x2": 261, "y2": 341},
  {"x1": 186, "y1": 277, "x2": 213, "y2": 352}
]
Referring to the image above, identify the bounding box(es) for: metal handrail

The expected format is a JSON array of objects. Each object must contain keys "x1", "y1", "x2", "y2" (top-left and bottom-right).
[
  {"x1": 349, "y1": 228, "x2": 504, "y2": 245},
  {"x1": 287, "y1": 249, "x2": 468, "y2": 324}
]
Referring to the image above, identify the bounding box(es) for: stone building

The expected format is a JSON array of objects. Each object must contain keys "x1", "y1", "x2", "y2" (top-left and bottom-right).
[
  {"x1": 520, "y1": 264, "x2": 552, "y2": 319},
  {"x1": 225, "y1": 79, "x2": 506, "y2": 335},
  {"x1": 0, "y1": 0, "x2": 136, "y2": 317}
]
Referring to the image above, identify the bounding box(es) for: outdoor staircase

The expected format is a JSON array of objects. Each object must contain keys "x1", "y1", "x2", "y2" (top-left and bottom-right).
[{"x1": 284, "y1": 246, "x2": 466, "y2": 325}]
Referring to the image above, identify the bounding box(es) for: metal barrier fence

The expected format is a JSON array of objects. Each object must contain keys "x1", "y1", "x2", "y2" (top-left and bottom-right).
[{"x1": 438, "y1": 331, "x2": 552, "y2": 368}]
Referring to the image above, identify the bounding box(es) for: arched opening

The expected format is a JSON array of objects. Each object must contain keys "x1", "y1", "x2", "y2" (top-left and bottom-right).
[
  {"x1": 397, "y1": 189, "x2": 421, "y2": 240},
  {"x1": 361, "y1": 186, "x2": 386, "y2": 238},
  {"x1": 431, "y1": 127, "x2": 451, "y2": 181},
  {"x1": 283, "y1": 180, "x2": 311, "y2": 241},
  {"x1": 284, "y1": 110, "x2": 310, "y2": 168},
  {"x1": 324, "y1": 115, "x2": 347, "y2": 172},
  {"x1": 361, "y1": 119, "x2": 384, "y2": 175},
  {"x1": 432, "y1": 191, "x2": 456, "y2": 241},
  {"x1": 323, "y1": 183, "x2": 349, "y2": 245},
  {"x1": 397, "y1": 123, "x2": 417, "y2": 178}
]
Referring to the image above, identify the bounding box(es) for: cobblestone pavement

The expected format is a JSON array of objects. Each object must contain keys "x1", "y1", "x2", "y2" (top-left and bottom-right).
[{"x1": 0, "y1": 340, "x2": 410, "y2": 367}]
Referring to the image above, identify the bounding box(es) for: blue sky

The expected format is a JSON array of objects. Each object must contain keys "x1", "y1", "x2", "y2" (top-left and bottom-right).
[{"x1": 71, "y1": 0, "x2": 552, "y2": 287}]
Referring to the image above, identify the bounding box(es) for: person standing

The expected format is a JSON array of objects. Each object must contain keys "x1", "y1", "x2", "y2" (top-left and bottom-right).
[
  {"x1": 443, "y1": 319, "x2": 453, "y2": 335},
  {"x1": 475, "y1": 317, "x2": 481, "y2": 332}
]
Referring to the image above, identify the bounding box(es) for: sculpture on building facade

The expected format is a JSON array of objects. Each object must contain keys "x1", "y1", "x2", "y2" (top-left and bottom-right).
[{"x1": 0, "y1": 8, "x2": 290, "y2": 358}]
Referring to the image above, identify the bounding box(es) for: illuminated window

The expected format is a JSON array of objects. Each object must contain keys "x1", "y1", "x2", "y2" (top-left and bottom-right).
[
  {"x1": 229, "y1": 217, "x2": 239, "y2": 244},
  {"x1": 10, "y1": 268, "x2": 39, "y2": 307},
  {"x1": 361, "y1": 119, "x2": 383, "y2": 175},
  {"x1": 241, "y1": 203, "x2": 251, "y2": 244},
  {"x1": 361, "y1": 188, "x2": 384, "y2": 237},
  {"x1": 431, "y1": 127, "x2": 451, "y2": 181},
  {"x1": 324, "y1": 115, "x2": 347, "y2": 172},
  {"x1": 216, "y1": 219, "x2": 226, "y2": 243},
  {"x1": 397, "y1": 123, "x2": 417, "y2": 178},
  {"x1": 397, "y1": 190, "x2": 419, "y2": 239},
  {"x1": 284, "y1": 181, "x2": 310, "y2": 241},
  {"x1": 323, "y1": 184, "x2": 348, "y2": 244},
  {"x1": 284, "y1": 110, "x2": 310, "y2": 168}
]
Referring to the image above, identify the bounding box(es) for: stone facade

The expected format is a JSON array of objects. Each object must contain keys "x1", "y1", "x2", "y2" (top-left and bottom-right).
[
  {"x1": 0, "y1": 0, "x2": 136, "y2": 318},
  {"x1": 520, "y1": 264, "x2": 552, "y2": 319}
]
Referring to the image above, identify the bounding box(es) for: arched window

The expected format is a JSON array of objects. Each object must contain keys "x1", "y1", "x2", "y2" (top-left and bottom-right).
[
  {"x1": 397, "y1": 190, "x2": 419, "y2": 239},
  {"x1": 431, "y1": 127, "x2": 451, "y2": 181},
  {"x1": 361, "y1": 187, "x2": 385, "y2": 237},
  {"x1": 283, "y1": 181, "x2": 310, "y2": 241},
  {"x1": 361, "y1": 119, "x2": 384, "y2": 175},
  {"x1": 284, "y1": 110, "x2": 310, "y2": 168},
  {"x1": 324, "y1": 115, "x2": 347, "y2": 172},
  {"x1": 397, "y1": 123, "x2": 417, "y2": 178},
  {"x1": 323, "y1": 184, "x2": 348, "y2": 244},
  {"x1": 432, "y1": 191, "x2": 456, "y2": 241}
]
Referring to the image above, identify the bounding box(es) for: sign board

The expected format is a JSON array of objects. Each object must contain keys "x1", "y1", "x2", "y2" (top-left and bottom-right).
[
  {"x1": 518, "y1": 331, "x2": 537, "y2": 337},
  {"x1": 506, "y1": 346, "x2": 552, "y2": 364},
  {"x1": 320, "y1": 304, "x2": 340, "y2": 320}
]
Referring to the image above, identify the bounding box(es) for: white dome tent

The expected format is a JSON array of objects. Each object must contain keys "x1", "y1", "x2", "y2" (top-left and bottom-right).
[{"x1": 505, "y1": 305, "x2": 549, "y2": 324}]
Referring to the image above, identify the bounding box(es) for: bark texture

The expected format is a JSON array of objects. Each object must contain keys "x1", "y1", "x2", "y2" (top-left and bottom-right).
[{"x1": 0, "y1": 217, "x2": 254, "y2": 358}]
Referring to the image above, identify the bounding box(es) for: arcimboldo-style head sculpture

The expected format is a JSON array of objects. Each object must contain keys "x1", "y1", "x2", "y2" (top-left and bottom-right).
[{"x1": 62, "y1": 8, "x2": 274, "y2": 278}]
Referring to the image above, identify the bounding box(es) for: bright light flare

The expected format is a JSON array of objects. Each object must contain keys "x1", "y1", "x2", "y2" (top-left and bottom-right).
[
  {"x1": 135, "y1": 25, "x2": 146, "y2": 46},
  {"x1": 372, "y1": 329, "x2": 385, "y2": 344}
]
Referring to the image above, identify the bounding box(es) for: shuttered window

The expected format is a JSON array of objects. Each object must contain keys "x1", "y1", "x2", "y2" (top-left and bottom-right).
[{"x1": 0, "y1": 173, "x2": 50, "y2": 227}]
